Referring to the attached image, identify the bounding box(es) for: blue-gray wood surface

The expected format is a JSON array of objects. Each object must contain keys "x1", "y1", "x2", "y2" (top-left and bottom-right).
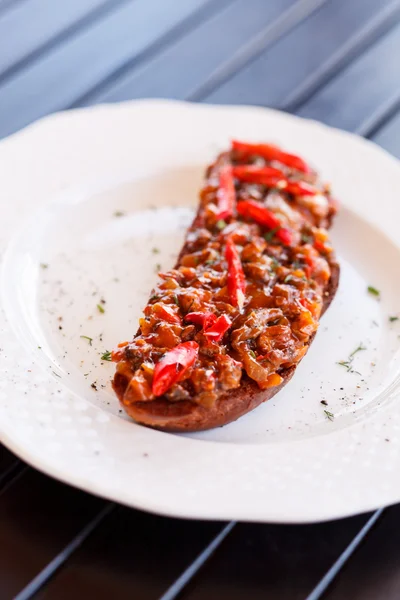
[{"x1": 1, "y1": 1, "x2": 400, "y2": 598}]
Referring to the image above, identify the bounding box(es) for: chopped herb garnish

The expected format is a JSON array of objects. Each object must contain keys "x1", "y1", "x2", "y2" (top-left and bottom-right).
[
  {"x1": 216, "y1": 219, "x2": 227, "y2": 230},
  {"x1": 264, "y1": 227, "x2": 279, "y2": 242},
  {"x1": 284, "y1": 275, "x2": 295, "y2": 284},
  {"x1": 152, "y1": 247, "x2": 160, "y2": 254},
  {"x1": 389, "y1": 316, "x2": 399, "y2": 322},
  {"x1": 249, "y1": 349, "x2": 257, "y2": 359},
  {"x1": 155, "y1": 263, "x2": 161, "y2": 273},
  {"x1": 292, "y1": 260, "x2": 302, "y2": 270},
  {"x1": 337, "y1": 360, "x2": 353, "y2": 372},
  {"x1": 80, "y1": 335, "x2": 93, "y2": 346},
  {"x1": 97, "y1": 303, "x2": 105, "y2": 314},
  {"x1": 173, "y1": 294, "x2": 179, "y2": 306},
  {"x1": 101, "y1": 351, "x2": 112, "y2": 361},
  {"x1": 337, "y1": 343, "x2": 366, "y2": 374},
  {"x1": 301, "y1": 232, "x2": 313, "y2": 244},
  {"x1": 38, "y1": 346, "x2": 42, "y2": 350},
  {"x1": 270, "y1": 258, "x2": 279, "y2": 271},
  {"x1": 52, "y1": 371, "x2": 61, "y2": 378},
  {"x1": 367, "y1": 285, "x2": 380, "y2": 297},
  {"x1": 349, "y1": 343, "x2": 367, "y2": 358},
  {"x1": 150, "y1": 294, "x2": 159, "y2": 301},
  {"x1": 113, "y1": 210, "x2": 125, "y2": 217},
  {"x1": 40, "y1": 263, "x2": 49, "y2": 269},
  {"x1": 324, "y1": 410, "x2": 334, "y2": 421}
]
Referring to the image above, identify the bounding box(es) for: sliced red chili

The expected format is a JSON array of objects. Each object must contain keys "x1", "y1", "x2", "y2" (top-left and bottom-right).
[
  {"x1": 152, "y1": 341, "x2": 199, "y2": 397},
  {"x1": 281, "y1": 180, "x2": 317, "y2": 197},
  {"x1": 185, "y1": 311, "x2": 217, "y2": 330},
  {"x1": 216, "y1": 165, "x2": 235, "y2": 220},
  {"x1": 203, "y1": 314, "x2": 232, "y2": 342},
  {"x1": 236, "y1": 200, "x2": 292, "y2": 245},
  {"x1": 153, "y1": 303, "x2": 181, "y2": 324},
  {"x1": 232, "y1": 165, "x2": 317, "y2": 196},
  {"x1": 304, "y1": 255, "x2": 315, "y2": 279},
  {"x1": 232, "y1": 140, "x2": 312, "y2": 174},
  {"x1": 314, "y1": 239, "x2": 326, "y2": 254},
  {"x1": 232, "y1": 165, "x2": 284, "y2": 185},
  {"x1": 225, "y1": 237, "x2": 246, "y2": 310}
]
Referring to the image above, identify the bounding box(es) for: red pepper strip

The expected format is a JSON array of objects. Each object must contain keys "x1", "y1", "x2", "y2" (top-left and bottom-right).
[
  {"x1": 304, "y1": 255, "x2": 314, "y2": 279},
  {"x1": 185, "y1": 311, "x2": 217, "y2": 330},
  {"x1": 111, "y1": 341, "x2": 129, "y2": 362},
  {"x1": 232, "y1": 165, "x2": 317, "y2": 196},
  {"x1": 152, "y1": 341, "x2": 199, "y2": 397},
  {"x1": 225, "y1": 237, "x2": 246, "y2": 310},
  {"x1": 203, "y1": 314, "x2": 232, "y2": 342},
  {"x1": 282, "y1": 180, "x2": 317, "y2": 197},
  {"x1": 216, "y1": 165, "x2": 236, "y2": 220},
  {"x1": 232, "y1": 165, "x2": 284, "y2": 185},
  {"x1": 154, "y1": 304, "x2": 182, "y2": 324},
  {"x1": 236, "y1": 200, "x2": 292, "y2": 245},
  {"x1": 314, "y1": 240, "x2": 326, "y2": 254},
  {"x1": 232, "y1": 140, "x2": 312, "y2": 174}
]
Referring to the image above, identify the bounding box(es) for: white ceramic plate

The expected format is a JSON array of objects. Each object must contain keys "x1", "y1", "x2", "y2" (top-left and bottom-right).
[{"x1": 1, "y1": 100, "x2": 400, "y2": 523}]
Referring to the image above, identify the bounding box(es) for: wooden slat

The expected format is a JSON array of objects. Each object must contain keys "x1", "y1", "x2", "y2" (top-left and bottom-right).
[
  {"x1": 35, "y1": 507, "x2": 223, "y2": 600},
  {"x1": 0, "y1": 469, "x2": 105, "y2": 599},
  {"x1": 0, "y1": 0, "x2": 118, "y2": 81},
  {"x1": 90, "y1": 0, "x2": 300, "y2": 103},
  {"x1": 296, "y1": 20, "x2": 400, "y2": 130},
  {"x1": 0, "y1": 0, "x2": 222, "y2": 139},
  {"x1": 203, "y1": 0, "x2": 399, "y2": 108},
  {"x1": 370, "y1": 109, "x2": 400, "y2": 158},
  {"x1": 173, "y1": 516, "x2": 369, "y2": 600},
  {"x1": 322, "y1": 505, "x2": 400, "y2": 600}
]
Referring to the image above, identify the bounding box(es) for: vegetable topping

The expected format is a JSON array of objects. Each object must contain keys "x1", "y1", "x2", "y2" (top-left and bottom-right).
[{"x1": 112, "y1": 141, "x2": 338, "y2": 408}]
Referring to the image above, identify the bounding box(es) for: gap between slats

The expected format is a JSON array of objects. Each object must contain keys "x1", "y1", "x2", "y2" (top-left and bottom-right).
[
  {"x1": 0, "y1": 0, "x2": 131, "y2": 88},
  {"x1": 282, "y1": 0, "x2": 400, "y2": 112},
  {"x1": 68, "y1": 0, "x2": 236, "y2": 109}
]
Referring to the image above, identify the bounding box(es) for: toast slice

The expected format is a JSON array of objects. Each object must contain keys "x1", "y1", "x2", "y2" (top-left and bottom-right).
[{"x1": 112, "y1": 141, "x2": 339, "y2": 432}]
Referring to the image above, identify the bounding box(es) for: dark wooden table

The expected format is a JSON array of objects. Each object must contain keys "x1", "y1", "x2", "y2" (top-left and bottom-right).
[{"x1": 1, "y1": 1, "x2": 400, "y2": 598}]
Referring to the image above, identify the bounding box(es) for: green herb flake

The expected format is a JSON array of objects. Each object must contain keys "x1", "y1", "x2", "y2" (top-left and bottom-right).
[
  {"x1": 337, "y1": 342, "x2": 365, "y2": 374},
  {"x1": 113, "y1": 210, "x2": 125, "y2": 217},
  {"x1": 40, "y1": 263, "x2": 49, "y2": 269},
  {"x1": 301, "y1": 233, "x2": 313, "y2": 244},
  {"x1": 270, "y1": 258, "x2": 280, "y2": 271},
  {"x1": 389, "y1": 316, "x2": 399, "y2": 322},
  {"x1": 264, "y1": 227, "x2": 279, "y2": 242},
  {"x1": 155, "y1": 263, "x2": 162, "y2": 273},
  {"x1": 216, "y1": 219, "x2": 227, "y2": 231},
  {"x1": 173, "y1": 295, "x2": 179, "y2": 306},
  {"x1": 97, "y1": 303, "x2": 105, "y2": 314},
  {"x1": 337, "y1": 360, "x2": 352, "y2": 372},
  {"x1": 324, "y1": 410, "x2": 334, "y2": 421},
  {"x1": 349, "y1": 343, "x2": 367, "y2": 358},
  {"x1": 249, "y1": 350, "x2": 257, "y2": 359},
  {"x1": 152, "y1": 247, "x2": 160, "y2": 254},
  {"x1": 101, "y1": 351, "x2": 112, "y2": 362},
  {"x1": 80, "y1": 335, "x2": 93, "y2": 346},
  {"x1": 367, "y1": 285, "x2": 380, "y2": 297}
]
